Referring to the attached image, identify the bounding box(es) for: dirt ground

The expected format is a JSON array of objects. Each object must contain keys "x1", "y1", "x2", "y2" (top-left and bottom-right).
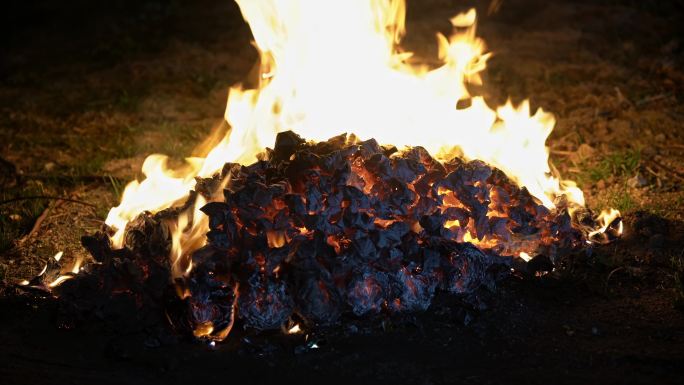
[{"x1": 1, "y1": 0, "x2": 684, "y2": 384}]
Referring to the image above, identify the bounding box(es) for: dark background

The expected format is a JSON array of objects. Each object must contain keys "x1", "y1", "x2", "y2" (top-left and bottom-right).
[{"x1": 1, "y1": 1, "x2": 684, "y2": 384}]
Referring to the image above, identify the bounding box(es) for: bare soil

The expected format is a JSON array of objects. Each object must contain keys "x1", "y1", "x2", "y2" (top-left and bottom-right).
[{"x1": 1, "y1": 1, "x2": 683, "y2": 384}]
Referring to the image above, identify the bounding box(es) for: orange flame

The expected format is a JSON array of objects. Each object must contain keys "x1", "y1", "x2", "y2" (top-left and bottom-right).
[
  {"x1": 103, "y1": 0, "x2": 614, "y2": 277},
  {"x1": 589, "y1": 208, "x2": 624, "y2": 239},
  {"x1": 20, "y1": 251, "x2": 84, "y2": 289}
]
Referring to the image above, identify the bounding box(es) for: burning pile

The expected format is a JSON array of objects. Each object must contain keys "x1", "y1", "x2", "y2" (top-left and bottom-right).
[
  {"x1": 173, "y1": 130, "x2": 585, "y2": 338},
  {"x1": 33, "y1": 130, "x2": 604, "y2": 341},
  {"x1": 20, "y1": 0, "x2": 623, "y2": 342}
]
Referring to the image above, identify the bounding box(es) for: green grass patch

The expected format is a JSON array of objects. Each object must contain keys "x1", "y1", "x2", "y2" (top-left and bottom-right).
[
  {"x1": 578, "y1": 148, "x2": 642, "y2": 185},
  {"x1": 607, "y1": 190, "x2": 637, "y2": 212},
  {"x1": 107, "y1": 174, "x2": 124, "y2": 201},
  {"x1": 592, "y1": 187, "x2": 638, "y2": 215}
]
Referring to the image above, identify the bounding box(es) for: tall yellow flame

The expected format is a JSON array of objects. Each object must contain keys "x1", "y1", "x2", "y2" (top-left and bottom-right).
[{"x1": 105, "y1": 0, "x2": 594, "y2": 269}]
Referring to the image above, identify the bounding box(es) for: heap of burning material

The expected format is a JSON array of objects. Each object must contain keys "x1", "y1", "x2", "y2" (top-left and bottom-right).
[{"x1": 27, "y1": 131, "x2": 616, "y2": 342}]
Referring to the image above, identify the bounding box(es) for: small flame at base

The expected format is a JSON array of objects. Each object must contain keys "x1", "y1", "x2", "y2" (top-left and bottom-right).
[
  {"x1": 586, "y1": 208, "x2": 623, "y2": 244},
  {"x1": 20, "y1": 251, "x2": 84, "y2": 290}
]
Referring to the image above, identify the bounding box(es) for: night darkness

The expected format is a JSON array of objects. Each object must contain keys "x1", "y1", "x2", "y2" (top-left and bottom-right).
[{"x1": 2, "y1": 1, "x2": 684, "y2": 384}]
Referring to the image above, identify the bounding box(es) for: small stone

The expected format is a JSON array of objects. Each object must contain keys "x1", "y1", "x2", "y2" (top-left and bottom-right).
[
  {"x1": 591, "y1": 326, "x2": 600, "y2": 336},
  {"x1": 44, "y1": 162, "x2": 55, "y2": 171},
  {"x1": 627, "y1": 172, "x2": 647, "y2": 188}
]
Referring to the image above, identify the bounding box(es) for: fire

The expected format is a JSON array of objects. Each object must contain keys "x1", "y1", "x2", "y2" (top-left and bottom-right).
[
  {"x1": 106, "y1": 0, "x2": 595, "y2": 265},
  {"x1": 79, "y1": 0, "x2": 625, "y2": 339},
  {"x1": 227, "y1": 0, "x2": 586, "y2": 207},
  {"x1": 588, "y1": 208, "x2": 623, "y2": 242},
  {"x1": 20, "y1": 251, "x2": 83, "y2": 290}
]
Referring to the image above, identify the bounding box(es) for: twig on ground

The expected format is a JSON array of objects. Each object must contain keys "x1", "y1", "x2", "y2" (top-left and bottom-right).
[
  {"x1": 660, "y1": 143, "x2": 684, "y2": 150},
  {"x1": 635, "y1": 92, "x2": 672, "y2": 107},
  {"x1": 649, "y1": 158, "x2": 684, "y2": 181},
  {"x1": 18, "y1": 200, "x2": 66, "y2": 244},
  {"x1": 644, "y1": 165, "x2": 663, "y2": 188},
  {"x1": 488, "y1": 0, "x2": 503, "y2": 15},
  {"x1": 614, "y1": 87, "x2": 633, "y2": 107}
]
